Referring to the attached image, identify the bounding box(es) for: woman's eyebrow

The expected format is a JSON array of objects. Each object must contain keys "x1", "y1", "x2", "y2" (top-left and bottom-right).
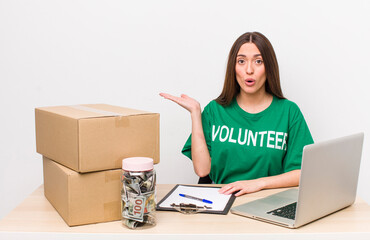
[{"x1": 237, "y1": 54, "x2": 262, "y2": 58}]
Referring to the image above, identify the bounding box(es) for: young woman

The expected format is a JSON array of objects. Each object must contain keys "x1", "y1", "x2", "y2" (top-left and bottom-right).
[{"x1": 160, "y1": 32, "x2": 313, "y2": 197}]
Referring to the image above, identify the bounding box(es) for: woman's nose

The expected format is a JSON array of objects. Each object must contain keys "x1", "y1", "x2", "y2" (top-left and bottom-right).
[{"x1": 246, "y1": 62, "x2": 254, "y2": 74}]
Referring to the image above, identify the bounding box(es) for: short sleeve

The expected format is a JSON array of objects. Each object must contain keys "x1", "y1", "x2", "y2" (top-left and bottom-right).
[
  {"x1": 283, "y1": 104, "x2": 314, "y2": 172},
  {"x1": 181, "y1": 102, "x2": 213, "y2": 160}
]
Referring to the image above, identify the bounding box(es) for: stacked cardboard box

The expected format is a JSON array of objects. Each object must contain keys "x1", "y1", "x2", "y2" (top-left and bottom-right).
[{"x1": 35, "y1": 104, "x2": 160, "y2": 226}]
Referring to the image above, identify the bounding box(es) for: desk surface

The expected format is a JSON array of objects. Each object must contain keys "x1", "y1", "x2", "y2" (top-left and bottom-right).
[{"x1": 1, "y1": 184, "x2": 370, "y2": 240}]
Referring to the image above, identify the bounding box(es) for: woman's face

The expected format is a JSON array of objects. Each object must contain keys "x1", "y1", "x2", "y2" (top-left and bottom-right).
[{"x1": 235, "y1": 43, "x2": 267, "y2": 97}]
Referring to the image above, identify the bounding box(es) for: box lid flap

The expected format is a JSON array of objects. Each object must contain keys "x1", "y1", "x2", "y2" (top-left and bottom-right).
[{"x1": 36, "y1": 104, "x2": 153, "y2": 119}]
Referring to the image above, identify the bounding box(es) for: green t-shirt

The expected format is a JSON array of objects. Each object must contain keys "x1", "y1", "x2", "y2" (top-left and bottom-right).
[{"x1": 182, "y1": 96, "x2": 314, "y2": 184}]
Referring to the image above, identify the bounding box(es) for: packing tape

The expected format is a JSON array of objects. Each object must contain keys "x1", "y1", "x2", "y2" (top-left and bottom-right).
[
  {"x1": 104, "y1": 201, "x2": 121, "y2": 220},
  {"x1": 115, "y1": 117, "x2": 129, "y2": 128},
  {"x1": 105, "y1": 171, "x2": 121, "y2": 183},
  {"x1": 71, "y1": 105, "x2": 129, "y2": 127},
  {"x1": 70, "y1": 105, "x2": 124, "y2": 117}
]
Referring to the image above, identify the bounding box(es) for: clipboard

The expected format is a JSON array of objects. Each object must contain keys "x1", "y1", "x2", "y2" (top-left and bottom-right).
[{"x1": 156, "y1": 184, "x2": 236, "y2": 215}]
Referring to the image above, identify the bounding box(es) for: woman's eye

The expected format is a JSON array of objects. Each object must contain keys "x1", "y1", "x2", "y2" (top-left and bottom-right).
[
  {"x1": 255, "y1": 59, "x2": 263, "y2": 64},
  {"x1": 238, "y1": 59, "x2": 245, "y2": 64}
]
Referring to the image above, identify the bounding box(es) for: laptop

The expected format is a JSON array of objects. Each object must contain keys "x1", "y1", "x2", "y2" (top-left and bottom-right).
[{"x1": 231, "y1": 132, "x2": 364, "y2": 228}]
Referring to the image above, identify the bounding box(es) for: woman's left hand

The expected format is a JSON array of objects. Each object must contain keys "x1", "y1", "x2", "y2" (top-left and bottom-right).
[
  {"x1": 218, "y1": 179, "x2": 266, "y2": 197},
  {"x1": 218, "y1": 170, "x2": 301, "y2": 197}
]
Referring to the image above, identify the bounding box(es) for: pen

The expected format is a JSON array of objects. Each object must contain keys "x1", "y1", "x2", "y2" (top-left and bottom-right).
[{"x1": 179, "y1": 193, "x2": 213, "y2": 204}]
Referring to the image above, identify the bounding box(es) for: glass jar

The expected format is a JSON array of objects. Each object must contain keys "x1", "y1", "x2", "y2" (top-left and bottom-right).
[{"x1": 121, "y1": 157, "x2": 156, "y2": 229}]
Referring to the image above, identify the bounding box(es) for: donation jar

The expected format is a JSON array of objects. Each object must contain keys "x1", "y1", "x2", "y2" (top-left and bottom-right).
[{"x1": 121, "y1": 157, "x2": 156, "y2": 229}]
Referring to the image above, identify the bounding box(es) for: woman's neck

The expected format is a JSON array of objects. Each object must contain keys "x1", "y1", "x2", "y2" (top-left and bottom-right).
[{"x1": 236, "y1": 91, "x2": 273, "y2": 114}]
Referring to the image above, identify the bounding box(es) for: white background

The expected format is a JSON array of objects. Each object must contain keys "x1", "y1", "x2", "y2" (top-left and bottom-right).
[{"x1": 1, "y1": 0, "x2": 369, "y2": 219}]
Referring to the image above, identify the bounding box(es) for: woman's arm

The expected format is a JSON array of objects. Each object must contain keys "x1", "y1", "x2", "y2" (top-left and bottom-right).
[
  {"x1": 219, "y1": 169, "x2": 301, "y2": 196},
  {"x1": 159, "y1": 93, "x2": 211, "y2": 177}
]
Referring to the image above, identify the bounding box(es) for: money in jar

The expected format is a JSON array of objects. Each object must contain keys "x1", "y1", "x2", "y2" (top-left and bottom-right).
[{"x1": 121, "y1": 157, "x2": 156, "y2": 229}]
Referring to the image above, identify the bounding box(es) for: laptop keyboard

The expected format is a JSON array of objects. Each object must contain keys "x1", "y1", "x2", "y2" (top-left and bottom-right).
[{"x1": 267, "y1": 202, "x2": 297, "y2": 220}]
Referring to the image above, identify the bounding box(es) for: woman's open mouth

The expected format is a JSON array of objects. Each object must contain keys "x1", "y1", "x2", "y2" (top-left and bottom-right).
[{"x1": 245, "y1": 78, "x2": 255, "y2": 87}]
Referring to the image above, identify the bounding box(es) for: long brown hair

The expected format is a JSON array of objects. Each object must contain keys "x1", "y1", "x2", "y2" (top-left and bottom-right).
[{"x1": 215, "y1": 32, "x2": 285, "y2": 106}]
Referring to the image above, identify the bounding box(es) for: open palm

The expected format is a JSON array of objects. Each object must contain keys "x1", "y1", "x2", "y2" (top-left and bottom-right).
[{"x1": 159, "y1": 93, "x2": 200, "y2": 114}]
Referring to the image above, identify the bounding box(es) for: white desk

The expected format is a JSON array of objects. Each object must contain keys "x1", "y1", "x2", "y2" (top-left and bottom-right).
[{"x1": 1, "y1": 184, "x2": 370, "y2": 240}]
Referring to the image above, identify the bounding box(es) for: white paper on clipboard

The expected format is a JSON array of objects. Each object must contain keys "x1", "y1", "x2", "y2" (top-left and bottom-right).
[{"x1": 157, "y1": 185, "x2": 235, "y2": 214}]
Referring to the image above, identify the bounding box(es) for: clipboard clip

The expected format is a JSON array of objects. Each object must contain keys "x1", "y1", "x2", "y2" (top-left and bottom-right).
[{"x1": 170, "y1": 203, "x2": 212, "y2": 214}]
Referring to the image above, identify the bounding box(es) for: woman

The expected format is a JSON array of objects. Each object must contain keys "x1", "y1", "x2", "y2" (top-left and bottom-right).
[{"x1": 160, "y1": 32, "x2": 313, "y2": 196}]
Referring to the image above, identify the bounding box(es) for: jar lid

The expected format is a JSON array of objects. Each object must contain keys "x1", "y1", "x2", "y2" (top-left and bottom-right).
[{"x1": 122, "y1": 157, "x2": 154, "y2": 171}]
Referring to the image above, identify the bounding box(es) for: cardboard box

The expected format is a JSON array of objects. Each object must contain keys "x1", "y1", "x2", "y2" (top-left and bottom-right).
[
  {"x1": 35, "y1": 104, "x2": 159, "y2": 173},
  {"x1": 43, "y1": 156, "x2": 122, "y2": 226}
]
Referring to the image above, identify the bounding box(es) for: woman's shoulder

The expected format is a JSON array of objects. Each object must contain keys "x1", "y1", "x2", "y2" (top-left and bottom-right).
[
  {"x1": 274, "y1": 97, "x2": 301, "y2": 112},
  {"x1": 274, "y1": 97, "x2": 308, "y2": 124},
  {"x1": 202, "y1": 99, "x2": 233, "y2": 117},
  {"x1": 204, "y1": 99, "x2": 226, "y2": 110}
]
